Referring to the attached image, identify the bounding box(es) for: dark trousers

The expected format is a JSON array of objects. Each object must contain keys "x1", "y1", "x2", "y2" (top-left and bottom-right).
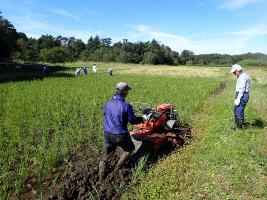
[
  {"x1": 101, "y1": 132, "x2": 135, "y2": 162},
  {"x1": 98, "y1": 132, "x2": 135, "y2": 179},
  {"x1": 234, "y1": 92, "x2": 249, "y2": 120}
]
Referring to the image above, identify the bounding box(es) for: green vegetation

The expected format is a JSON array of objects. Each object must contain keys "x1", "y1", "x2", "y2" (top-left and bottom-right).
[
  {"x1": 122, "y1": 71, "x2": 267, "y2": 200},
  {"x1": 131, "y1": 155, "x2": 148, "y2": 185},
  {"x1": 239, "y1": 58, "x2": 267, "y2": 67},
  {"x1": 0, "y1": 71, "x2": 220, "y2": 198},
  {"x1": 0, "y1": 61, "x2": 266, "y2": 199}
]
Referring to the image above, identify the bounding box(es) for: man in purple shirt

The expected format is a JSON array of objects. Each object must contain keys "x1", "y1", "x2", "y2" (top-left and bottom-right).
[{"x1": 98, "y1": 82, "x2": 143, "y2": 181}]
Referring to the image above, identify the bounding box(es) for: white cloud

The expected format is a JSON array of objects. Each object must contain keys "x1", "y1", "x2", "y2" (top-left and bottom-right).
[
  {"x1": 127, "y1": 24, "x2": 191, "y2": 46},
  {"x1": 151, "y1": 32, "x2": 191, "y2": 47},
  {"x1": 223, "y1": 24, "x2": 267, "y2": 37},
  {"x1": 133, "y1": 25, "x2": 152, "y2": 32},
  {"x1": 217, "y1": 0, "x2": 265, "y2": 10},
  {"x1": 191, "y1": 37, "x2": 249, "y2": 54},
  {"x1": 14, "y1": 16, "x2": 52, "y2": 31},
  {"x1": 10, "y1": 15, "x2": 98, "y2": 42},
  {"x1": 52, "y1": 9, "x2": 81, "y2": 20},
  {"x1": 127, "y1": 24, "x2": 267, "y2": 54}
]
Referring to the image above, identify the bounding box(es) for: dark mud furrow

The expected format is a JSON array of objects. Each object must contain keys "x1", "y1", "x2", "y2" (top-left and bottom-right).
[
  {"x1": 50, "y1": 154, "x2": 134, "y2": 200},
  {"x1": 49, "y1": 142, "x2": 179, "y2": 200}
]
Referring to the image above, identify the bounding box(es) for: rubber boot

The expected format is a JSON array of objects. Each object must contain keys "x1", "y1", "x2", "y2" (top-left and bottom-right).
[
  {"x1": 231, "y1": 117, "x2": 239, "y2": 131},
  {"x1": 114, "y1": 151, "x2": 131, "y2": 173},
  {"x1": 98, "y1": 161, "x2": 106, "y2": 181},
  {"x1": 232, "y1": 118, "x2": 243, "y2": 131},
  {"x1": 236, "y1": 119, "x2": 244, "y2": 130}
]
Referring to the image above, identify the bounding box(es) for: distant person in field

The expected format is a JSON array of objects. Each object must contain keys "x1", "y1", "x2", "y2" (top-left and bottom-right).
[
  {"x1": 43, "y1": 66, "x2": 49, "y2": 76},
  {"x1": 107, "y1": 68, "x2": 113, "y2": 76},
  {"x1": 230, "y1": 64, "x2": 251, "y2": 130},
  {"x1": 92, "y1": 64, "x2": 97, "y2": 74},
  {"x1": 16, "y1": 65, "x2": 22, "y2": 71},
  {"x1": 75, "y1": 68, "x2": 81, "y2": 77},
  {"x1": 83, "y1": 66, "x2": 88, "y2": 75},
  {"x1": 98, "y1": 82, "x2": 143, "y2": 181}
]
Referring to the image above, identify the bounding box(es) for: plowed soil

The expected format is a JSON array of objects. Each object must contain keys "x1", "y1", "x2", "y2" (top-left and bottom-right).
[{"x1": 48, "y1": 141, "x2": 176, "y2": 200}]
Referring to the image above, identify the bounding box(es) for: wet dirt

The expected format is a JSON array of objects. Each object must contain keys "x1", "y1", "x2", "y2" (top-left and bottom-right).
[
  {"x1": 17, "y1": 125, "x2": 191, "y2": 200},
  {"x1": 48, "y1": 142, "x2": 177, "y2": 200},
  {"x1": 43, "y1": 124, "x2": 193, "y2": 200},
  {"x1": 49, "y1": 157, "x2": 132, "y2": 200}
]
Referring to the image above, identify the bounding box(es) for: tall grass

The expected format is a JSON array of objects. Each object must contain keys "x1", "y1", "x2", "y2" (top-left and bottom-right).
[
  {"x1": 131, "y1": 155, "x2": 148, "y2": 185},
  {"x1": 0, "y1": 73, "x2": 220, "y2": 198},
  {"x1": 122, "y1": 76, "x2": 267, "y2": 199}
]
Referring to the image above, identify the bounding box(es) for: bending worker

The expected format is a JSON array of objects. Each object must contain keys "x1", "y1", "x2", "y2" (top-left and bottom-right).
[
  {"x1": 230, "y1": 64, "x2": 251, "y2": 130},
  {"x1": 98, "y1": 82, "x2": 143, "y2": 181}
]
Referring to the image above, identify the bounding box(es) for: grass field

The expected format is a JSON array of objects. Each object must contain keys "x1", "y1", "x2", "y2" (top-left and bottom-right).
[
  {"x1": 122, "y1": 67, "x2": 267, "y2": 200},
  {"x1": 0, "y1": 63, "x2": 266, "y2": 199},
  {"x1": 59, "y1": 61, "x2": 228, "y2": 79},
  {"x1": 0, "y1": 66, "x2": 220, "y2": 198}
]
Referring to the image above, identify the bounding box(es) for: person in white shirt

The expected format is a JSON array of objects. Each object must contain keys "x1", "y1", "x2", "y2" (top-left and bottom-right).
[
  {"x1": 93, "y1": 64, "x2": 97, "y2": 74},
  {"x1": 75, "y1": 68, "x2": 81, "y2": 77},
  {"x1": 107, "y1": 68, "x2": 113, "y2": 76},
  {"x1": 230, "y1": 64, "x2": 251, "y2": 130}
]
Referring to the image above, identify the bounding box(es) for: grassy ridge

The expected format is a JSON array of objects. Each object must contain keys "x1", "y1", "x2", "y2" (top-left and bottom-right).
[
  {"x1": 122, "y1": 77, "x2": 267, "y2": 199},
  {"x1": 0, "y1": 74, "x2": 220, "y2": 198}
]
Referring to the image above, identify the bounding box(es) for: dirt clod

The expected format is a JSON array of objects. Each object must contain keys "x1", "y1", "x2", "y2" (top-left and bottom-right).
[
  {"x1": 31, "y1": 189, "x2": 37, "y2": 195},
  {"x1": 51, "y1": 157, "x2": 133, "y2": 200}
]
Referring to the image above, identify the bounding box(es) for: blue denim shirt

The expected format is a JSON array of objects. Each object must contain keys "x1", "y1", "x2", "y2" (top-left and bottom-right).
[{"x1": 103, "y1": 94, "x2": 138, "y2": 135}]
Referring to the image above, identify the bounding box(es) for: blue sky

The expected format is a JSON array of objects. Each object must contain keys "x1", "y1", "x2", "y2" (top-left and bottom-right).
[{"x1": 1, "y1": 0, "x2": 267, "y2": 54}]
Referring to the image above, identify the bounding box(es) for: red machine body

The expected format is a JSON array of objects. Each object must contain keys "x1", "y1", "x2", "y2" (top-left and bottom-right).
[{"x1": 130, "y1": 103, "x2": 191, "y2": 150}]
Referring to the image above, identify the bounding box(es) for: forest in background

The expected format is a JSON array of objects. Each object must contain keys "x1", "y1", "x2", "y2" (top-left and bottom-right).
[{"x1": 1, "y1": 13, "x2": 267, "y2": 66}]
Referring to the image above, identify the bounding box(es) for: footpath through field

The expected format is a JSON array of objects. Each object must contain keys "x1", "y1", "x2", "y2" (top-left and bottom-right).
[{"x1": 122, "y1": 74, "x2": 267, "y2": 199}]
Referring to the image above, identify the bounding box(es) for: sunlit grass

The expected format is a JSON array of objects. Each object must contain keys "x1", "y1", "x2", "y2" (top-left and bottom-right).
[
  {"x1": 0, "y1": 73, "x2": 220, "y2": 198},
  {"x1": 59, "y1": 61, "x2": 228, "y2": 78},
  {"x1": 122, "y1": 75, "x2": 267, "y2": 200},
  {"x1": 1, "y1": 64, "x2": 265, "y2": 199}
]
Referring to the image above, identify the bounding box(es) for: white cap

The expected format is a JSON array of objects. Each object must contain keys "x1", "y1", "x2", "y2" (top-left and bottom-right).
[{"x1": 230, "y1": 64, "x2": 243, "y2": 73}]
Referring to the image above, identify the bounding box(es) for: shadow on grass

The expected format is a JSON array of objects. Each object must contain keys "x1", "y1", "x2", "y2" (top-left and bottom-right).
[
  {"x1": 0, "y1": 62, "x2": 75, "y2": 83},
  {"x1": 245, "y1": 118, "x2": 267, "y2": 129}
]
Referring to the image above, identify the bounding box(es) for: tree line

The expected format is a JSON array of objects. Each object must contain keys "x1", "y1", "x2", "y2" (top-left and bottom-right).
[{"x1": 1, "y1": 13, "x2": 267, "y2": 65}]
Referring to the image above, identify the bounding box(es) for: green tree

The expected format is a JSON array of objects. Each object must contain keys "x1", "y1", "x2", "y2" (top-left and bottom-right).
[
  {"x1": 86, "y1": 35, "x2": 100, "y2": 52},
  {"x1": 170, "y1": 51, "x2": 180, "y2": 65},
  {"x1": 0, "y1": 13, "x2": 17, "y2": 60},
  {"x1": 37, "y1": 35, "x2": 60, "y2": 50},
  {"x1": 40, "y1": 47, "x2": 67, "y2": 63},
  {"x1": 56, "y1": 35, "x2": 68, "y2": 48},
  {"x1": 143, "y1": 39, "x2": 164, "y2": 64},
  {"x1": 100, "y1": 38, "x2": 112, "y2": 48},
  {"x1": 66, "y1": 37, "x2": 85, "y2": 61},
  {"x1": 143, "y1": 51, "x2": 158, "y2": 64},
  {"x1": 180, "y1": 50, "x2": 195, "y2": 65},
  {"x1": 13, "y1": 38, "x2": 39, "y2": 63}
]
